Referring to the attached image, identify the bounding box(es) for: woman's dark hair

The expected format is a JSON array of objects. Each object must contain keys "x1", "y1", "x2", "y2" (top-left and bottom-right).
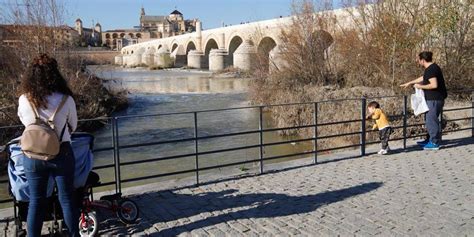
[
  {"x1": 368, "y1": 101, "x2": 380, "y2": 109},
  {"x1": 19, "y1": 54, "x2": 73, "y2": 109},
  {"x1": 418, "y1": 51, "x2": 433, "y2": 62}
]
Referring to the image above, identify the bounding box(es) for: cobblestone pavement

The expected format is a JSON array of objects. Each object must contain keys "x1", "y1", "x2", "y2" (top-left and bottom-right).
[{"x1": 1, "y1": 134, "x2": 473, "y2": 236}]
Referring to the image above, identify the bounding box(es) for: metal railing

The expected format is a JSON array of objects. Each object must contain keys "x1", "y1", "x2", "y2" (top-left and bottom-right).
[{"x1": 0, "y1": 91, "x2": 473, "y2": 205}]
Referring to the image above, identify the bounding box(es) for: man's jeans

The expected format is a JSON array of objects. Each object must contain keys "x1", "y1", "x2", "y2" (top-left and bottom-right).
[
  {"x1": 24, "y1": 142, "x2": 79, "y2": 237},
  {"x1": 425, "y1": 100, "x2": 444, "y2": 145}
]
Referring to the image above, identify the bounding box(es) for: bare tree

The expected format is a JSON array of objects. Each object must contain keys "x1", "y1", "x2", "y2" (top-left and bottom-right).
[
  {"x1": 336, "y1": 0, "x2": 473, "y2": 90},
  {"x1": 0, "y1": 0, "x2": 128, "y2": 144},
  {"x1": 248, "y1": 0, "x2": 472, "y2": 148}
]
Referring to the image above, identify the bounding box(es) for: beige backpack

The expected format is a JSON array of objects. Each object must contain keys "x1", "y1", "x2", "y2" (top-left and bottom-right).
[{"x1": 20, "y1": 95, "x2": 68, "y2": 160}]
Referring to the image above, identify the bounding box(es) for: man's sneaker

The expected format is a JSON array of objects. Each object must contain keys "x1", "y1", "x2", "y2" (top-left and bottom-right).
[
  {"x1": 377, "y1": 149, "x2": 388, "y2": 155},
  {"x1": 417, "y1": 139, "x2": 429, "y2": 147},
  {"x1": 423, "y1": 142, "x2": 440, "y2": 150}
]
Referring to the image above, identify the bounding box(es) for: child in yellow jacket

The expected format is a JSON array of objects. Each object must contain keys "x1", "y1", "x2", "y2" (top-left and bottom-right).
[{"x1": 366, "y1": 101, "x2": 393, "y2": 155}]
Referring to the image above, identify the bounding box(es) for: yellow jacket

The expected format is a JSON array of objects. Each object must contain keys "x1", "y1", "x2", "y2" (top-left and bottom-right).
[{"x1": 370, "y1": 108, "x2": 390, "y2": 130}]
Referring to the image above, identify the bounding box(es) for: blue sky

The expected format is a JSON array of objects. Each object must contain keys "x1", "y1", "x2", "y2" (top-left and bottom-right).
[{"x1": 65, "y1": 0, "x2": 344, "y2": 31}]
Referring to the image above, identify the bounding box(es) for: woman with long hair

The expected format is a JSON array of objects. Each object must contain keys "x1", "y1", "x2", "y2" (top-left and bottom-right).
[{"x1": 17, "y1": 54, "x2": 79, "y2": 237}]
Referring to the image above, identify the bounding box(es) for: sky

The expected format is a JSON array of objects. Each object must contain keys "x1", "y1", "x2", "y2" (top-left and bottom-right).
[{"x1": 64, "y1": 0, "x2": 344, "y2": 31}]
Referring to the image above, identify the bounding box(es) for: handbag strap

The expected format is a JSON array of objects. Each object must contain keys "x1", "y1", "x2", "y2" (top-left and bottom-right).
[
  {"x1": 59, "y1": 118, "x2": 68, "y2": 142},
  {"x1": 27, "y1": 95, "x2": 69, "y2": 131},
  {"x1": 27, "y1": 99, "x2": 41, "y2": 123},
  {"x1": 49, "y1": 95, "x2": 69, "y2": 124}
]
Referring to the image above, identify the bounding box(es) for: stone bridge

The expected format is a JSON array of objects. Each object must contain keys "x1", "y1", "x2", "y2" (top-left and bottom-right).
[{"x1": 114, "y1": 7, "x2": 353, "y2": 71}]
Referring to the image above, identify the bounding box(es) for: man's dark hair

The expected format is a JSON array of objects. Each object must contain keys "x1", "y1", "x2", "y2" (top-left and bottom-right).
[
  {"x1": 368, "y1": 101, "x2": 380, "y2": 109},
  {"x1": 418, "y1": 51, "x2": 433, "y2": 62}
]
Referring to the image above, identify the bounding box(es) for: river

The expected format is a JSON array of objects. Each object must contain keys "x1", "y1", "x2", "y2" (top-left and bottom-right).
[
  {"x1": 89, "y1": 66, "x2": 313, "y2": 190},
  {"x1": 0, "y1": 66, "x2": 312, "y2": 205}
]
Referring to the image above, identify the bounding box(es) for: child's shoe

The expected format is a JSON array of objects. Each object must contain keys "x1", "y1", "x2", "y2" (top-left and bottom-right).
[
  {"x1": 423, "y1": 142, "x2": 440, "y2": 150},
  {"x1": 377, "y1": 149, "x2": 388, "y2": 155}
]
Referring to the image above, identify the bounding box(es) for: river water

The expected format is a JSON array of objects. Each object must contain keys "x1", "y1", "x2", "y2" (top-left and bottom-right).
[
  {"x1": 0, "y1": 66, "x2": 312, "y2": 205},
  {"x1": 89, "y1": 66, "x2": 313, "y2": 190}
]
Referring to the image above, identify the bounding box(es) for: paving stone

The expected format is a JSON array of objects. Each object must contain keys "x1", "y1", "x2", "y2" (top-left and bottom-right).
[{"x1": 1, "y1": 133, "x2": 473, "y2": 236}]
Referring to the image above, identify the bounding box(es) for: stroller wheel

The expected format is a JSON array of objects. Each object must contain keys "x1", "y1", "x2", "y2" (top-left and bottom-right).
[
  {"x1": 117, "y1": 199, "x2": 139, "y2": 224},
  {"x1": 79, "y1": 211, "x2": 99, "y2": 236}
]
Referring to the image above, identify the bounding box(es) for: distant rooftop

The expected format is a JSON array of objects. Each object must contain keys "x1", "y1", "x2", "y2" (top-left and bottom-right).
[
  {"x1": 140, "y1": 15, "x2": 167, "y2": 22},
  {"x1": 170, "y1": 10, "x2": 183, "y2": 15}
]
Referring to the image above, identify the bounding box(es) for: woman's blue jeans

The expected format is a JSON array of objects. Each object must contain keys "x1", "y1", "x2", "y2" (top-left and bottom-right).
[{"x1": 24, "y1": 142, "x2": 79, "y2": 237}]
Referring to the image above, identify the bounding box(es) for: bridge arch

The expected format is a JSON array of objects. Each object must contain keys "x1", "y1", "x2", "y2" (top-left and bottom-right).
[
  {"x1": 204, "y1": 34, "x2": 219, "y2": 51},
  {"x1": 203, "y1": 37, "x2": 219, "y2": 69},
  {"x1": 257, "y1": 36, "x2": 277, "y2": 70},
  {"x1": 227, "y1": 35, "x2": 244, "y2": 67},
  {"x1": 312, "y1": 30, "x2": 334, "y2": 51},
  {"x1": 171, "y1": 43, "x2": 179, "y2": 53},
  {"x1": 185, "y1": 40, "x2": 197, "y2": 54},
  {"x1": 204, "y1": 38, "x2": 219, "y2": 55}
]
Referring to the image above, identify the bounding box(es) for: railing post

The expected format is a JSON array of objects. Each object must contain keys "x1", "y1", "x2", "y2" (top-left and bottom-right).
[
  {"x1": 259, "y1": 106, "x2": 264, "y2": 174},
  {"x1": 112, "y1": 117, "x2": 122, "y2": 194},
  {"x1": 471, "y1": 91, "x2": 474, "y2": 138},
  {"x1": 361, "y1": 98, "x2": 367, "y2": 156},
  {"x1": 193, "y1": 112, "x2": 199, "y2": 185},
  {"x1": 313, "y1": 102, "x2": 318, "y2": 164},
  {"x1": 403, "y1": 96, "x2": 408, "y2": 149}
]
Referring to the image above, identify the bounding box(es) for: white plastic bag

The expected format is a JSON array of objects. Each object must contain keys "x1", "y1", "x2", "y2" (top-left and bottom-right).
[{"x1": 411, "y1": 88, "x2": 429, "y2": 116}]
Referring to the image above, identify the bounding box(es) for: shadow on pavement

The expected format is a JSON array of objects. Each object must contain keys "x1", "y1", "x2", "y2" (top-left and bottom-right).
[
  {"x1": 388, "y1": 136, "x2": 474, "y2": 155},
  {"x1": 96, "y1": 136, "x2": 472, "y2": 235},
  {"x1": 99, "y1": 182, "x2": 383, "y2": 235}
]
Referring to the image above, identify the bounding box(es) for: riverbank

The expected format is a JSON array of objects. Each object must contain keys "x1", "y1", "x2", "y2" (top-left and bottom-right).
[{"x1": 0, "y1": 65, "x2": 129, "y2": 174}]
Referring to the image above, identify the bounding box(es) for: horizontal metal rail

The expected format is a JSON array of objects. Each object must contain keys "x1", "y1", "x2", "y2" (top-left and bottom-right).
[
  {"x1": 1, "y1": 91, "x2": 472, "y2": 206},
  {"x1": 444, "y1": 106, "x2": 474, "y2": 112},
  {"x1": 318, "y1": 119, "x2": 361, "y2": 127},
  {"x1": 318, "y1": 131, "x2": 362, "y2": 140},
  {"x1": 263, "y1": 137, "x2": 314, "y2": 147},
  {"x1": 445, "y1": 117, "x2": 472, "y2": 122},
  {"x1": 318, "y1": 143, "x2": 362, "y2": 153}
]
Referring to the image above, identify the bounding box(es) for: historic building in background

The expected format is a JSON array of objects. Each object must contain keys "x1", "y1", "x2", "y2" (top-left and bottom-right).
[
  {"x1": 0, "y1": 19, "x2": 100, "y2": 48},
  {"x1": 0, "y1": 24, "x2": 80, "y2": 48},
  {"x1": 102, "y1": 8, "x2": 199, "y2": 51},
  {"x1": 74, "y1": 18, "x2": 102, "y2": 47}
]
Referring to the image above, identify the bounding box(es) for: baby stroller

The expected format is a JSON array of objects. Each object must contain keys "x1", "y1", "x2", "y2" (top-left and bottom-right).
[{"x1": 6, "y1": 133, "x2": 139, "y2": 236}]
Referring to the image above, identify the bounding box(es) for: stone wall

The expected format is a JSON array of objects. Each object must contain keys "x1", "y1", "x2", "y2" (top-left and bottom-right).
[{"x1": 70, "y1": 50, "x2": 120, "y2": 65}]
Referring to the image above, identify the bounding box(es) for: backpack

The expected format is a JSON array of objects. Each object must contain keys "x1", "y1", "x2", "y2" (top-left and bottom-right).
[{"x1": 20, "y1": 95, "x2": 69, "y2": 160}]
